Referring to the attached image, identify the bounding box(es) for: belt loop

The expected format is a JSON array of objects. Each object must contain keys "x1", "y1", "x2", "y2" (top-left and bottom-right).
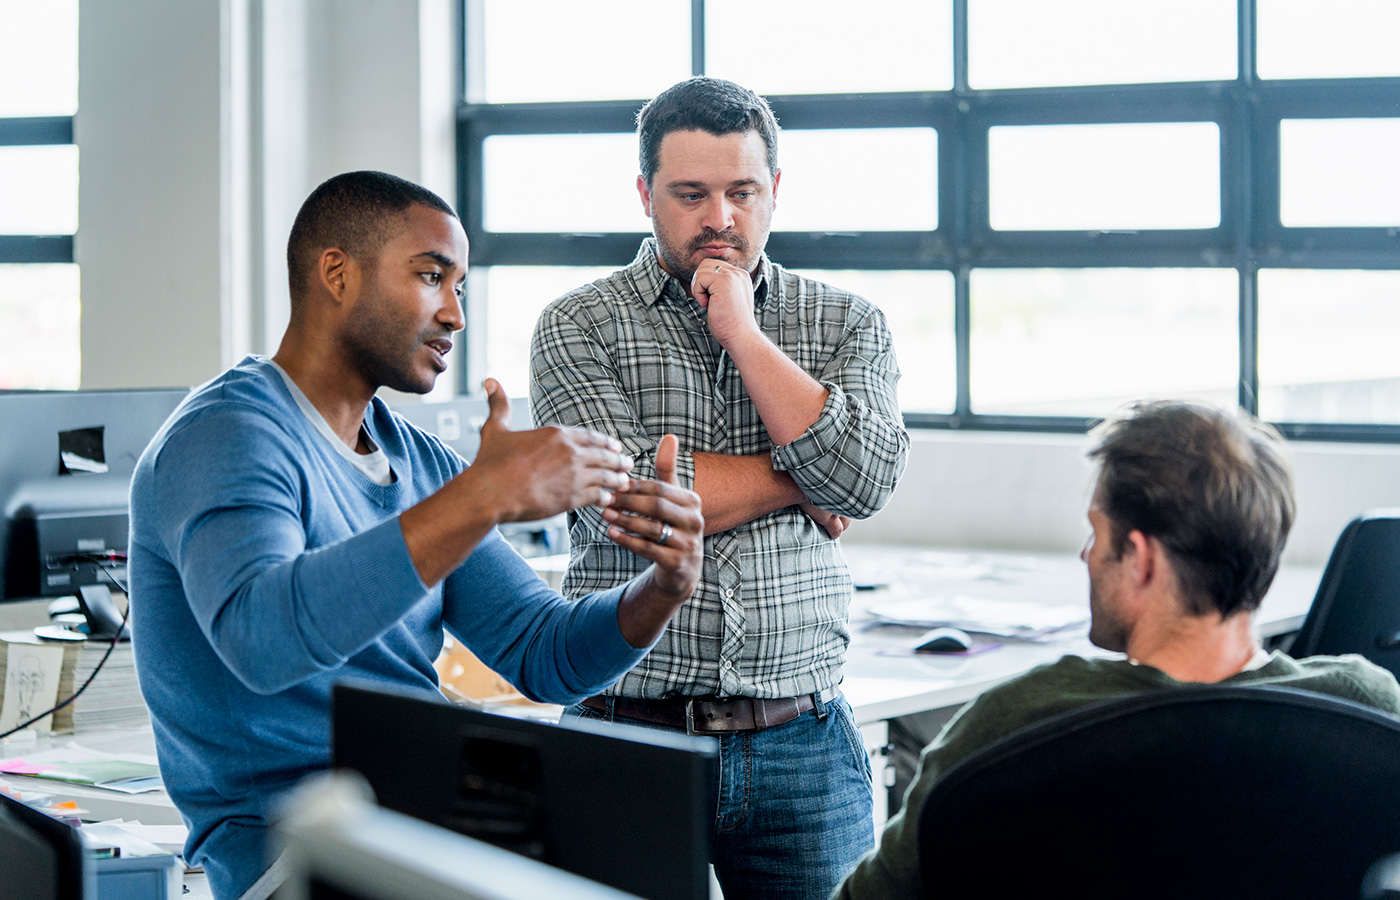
[{"x1": 812, "y1": 690, "x2": 828, "y2": 719}]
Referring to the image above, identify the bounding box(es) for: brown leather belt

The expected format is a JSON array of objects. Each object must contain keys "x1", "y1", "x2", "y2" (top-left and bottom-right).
[{"x1": 581, "y1": 693, "x2": 818, "y2": 735}]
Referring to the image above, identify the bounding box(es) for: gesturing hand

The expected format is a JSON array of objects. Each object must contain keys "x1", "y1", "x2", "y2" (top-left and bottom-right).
[
  {"x1": 470, "y1": 378, "x2": 634, "y2": 523},
  {"x1": 607, "y1": 435, "x2": 705, "y2": 646}
]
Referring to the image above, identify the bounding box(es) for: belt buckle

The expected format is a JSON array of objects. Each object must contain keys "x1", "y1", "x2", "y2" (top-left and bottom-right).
[{"x1": 684, "y1": 698, "x2": 698, "y2": 735}]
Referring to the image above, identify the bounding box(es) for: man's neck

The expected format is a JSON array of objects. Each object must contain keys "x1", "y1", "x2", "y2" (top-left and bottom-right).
[
  {"x1": 1124, "y1": 610, "x2": 1262, "y2": 683},
  {"x1": 270, "y1": 348, "x2": 374, "y2": 452}
]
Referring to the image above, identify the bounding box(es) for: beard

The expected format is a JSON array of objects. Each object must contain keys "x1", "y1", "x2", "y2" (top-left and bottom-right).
[{"x1": 653, "y1": 226, "x2": 755, "y2": 286}]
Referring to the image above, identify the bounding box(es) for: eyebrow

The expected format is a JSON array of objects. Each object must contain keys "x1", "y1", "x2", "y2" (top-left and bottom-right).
[
  {"x1": 412, "y1": 250, "x2": 459, "y2": 270},
  {"x1": 666, "y1": 178, "x2": 764, "y2": 191}
]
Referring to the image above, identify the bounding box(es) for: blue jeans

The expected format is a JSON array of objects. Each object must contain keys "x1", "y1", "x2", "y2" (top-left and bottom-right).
[{"x1": 565, "y1": 693, "x2": 874, "y2": 900}]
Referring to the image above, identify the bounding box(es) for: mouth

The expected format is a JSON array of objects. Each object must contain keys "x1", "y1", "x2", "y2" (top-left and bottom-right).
[{"x1": 425, "y1": 338, "x2": 452, "y2": 369}]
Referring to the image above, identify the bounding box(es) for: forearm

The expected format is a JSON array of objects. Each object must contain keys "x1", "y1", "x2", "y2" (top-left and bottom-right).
[
  {"x1": 726, "y1": 330, "x2": 829, "y2": 446},
  {"x1": 692, "y1": 451, "x2": 805, "y2": 534},
  {"x1": 398, "y1": 467, "x2": 503, "y2": 587}
]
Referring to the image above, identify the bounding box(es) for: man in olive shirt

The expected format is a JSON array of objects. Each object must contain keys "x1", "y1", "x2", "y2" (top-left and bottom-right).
[{"x1": 835, "y1": 400, "x2": 1400, "y2": 900}]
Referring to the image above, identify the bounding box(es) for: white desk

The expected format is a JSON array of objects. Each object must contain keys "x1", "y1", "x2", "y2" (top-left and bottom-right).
[{"x1": 840, "y1": 545, "x2": 1320, "y2": 726}]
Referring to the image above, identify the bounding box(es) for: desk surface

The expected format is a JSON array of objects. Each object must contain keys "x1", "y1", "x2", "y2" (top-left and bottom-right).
[{"x1": 839, "y1": 545, "x2": 1319, "y2": 725}]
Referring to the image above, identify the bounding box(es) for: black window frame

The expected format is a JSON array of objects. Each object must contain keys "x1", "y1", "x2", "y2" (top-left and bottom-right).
[
  {"x1": 0, "y1": 116, "x2": 75, "y2": 264},
  {"x1": 457, "y1": 0, "x2": 1400, "y2": 442}
]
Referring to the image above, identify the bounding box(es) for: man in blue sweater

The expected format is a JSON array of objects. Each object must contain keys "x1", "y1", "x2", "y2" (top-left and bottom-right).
[{"x1": 128, "y1": 171, "x2": 704, "y2": 900}]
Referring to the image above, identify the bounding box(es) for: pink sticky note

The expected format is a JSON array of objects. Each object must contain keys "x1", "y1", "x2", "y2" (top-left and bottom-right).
[{"x1": 0, "y1": 760, "x2": 54, "y2": 775}]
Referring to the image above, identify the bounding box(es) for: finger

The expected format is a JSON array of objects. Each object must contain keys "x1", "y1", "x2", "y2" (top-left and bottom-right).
[
  {"x1": 482, "y1": 378, "x2": 512, "y2": 432},
  {"x1": 655, "y1": 434, "x2": 679, "y2": 485}
]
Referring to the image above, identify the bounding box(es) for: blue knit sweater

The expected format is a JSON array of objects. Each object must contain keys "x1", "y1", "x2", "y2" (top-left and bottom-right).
[{"x1": 129, "y1": 357, "x2": 647, "y2": 899}]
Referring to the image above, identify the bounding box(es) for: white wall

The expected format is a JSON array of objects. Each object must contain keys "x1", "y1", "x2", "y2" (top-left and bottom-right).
[
  {"x1": 846, "y1": 430, "x2": 1400, "y2": 567},
  {"x1": 71, "y1": 2, "x2": 1400, "y2": 565},
  {"x1": 76, "y1": 0, "x2": 456, "y2": 392}
]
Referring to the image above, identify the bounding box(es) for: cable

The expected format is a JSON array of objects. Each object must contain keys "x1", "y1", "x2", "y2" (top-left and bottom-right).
[{"x1": 0, "y1": 557, "x2": 131, "y2": 741}]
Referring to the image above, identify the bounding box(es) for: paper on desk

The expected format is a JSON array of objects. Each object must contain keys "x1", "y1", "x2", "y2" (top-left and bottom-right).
[
  {"x1": 0, "y1": 743, "x2": 164, "y2": 793},
  {"x1": 83, "y1": 822, "x2": 175, "y2": 858},
  {"x1": 868, "y1": 595, "x2": 1088, "y2": 639}
]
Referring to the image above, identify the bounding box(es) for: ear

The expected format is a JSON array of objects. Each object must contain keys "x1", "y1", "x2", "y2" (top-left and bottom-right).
[
  {"x1": 637, "y1": 174, "x2": 653, "y2": 217},
  {"x1": 316, "y1": 247, "x2": 356, "y2": 305},
  {"x1": 771, "y1": 168, "x2": 781, "y2": 205},
  {"x1": 1123, "y1": 529, "x2": 1159, "y2": 589}
]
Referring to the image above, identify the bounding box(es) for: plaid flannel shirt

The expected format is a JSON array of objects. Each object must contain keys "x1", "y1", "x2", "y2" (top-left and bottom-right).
[{"x1": 530, "y1": 239, "x2": 908, "y2": 699}]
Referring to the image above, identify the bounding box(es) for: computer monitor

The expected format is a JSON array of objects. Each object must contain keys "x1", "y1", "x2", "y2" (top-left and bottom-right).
[
  {"x1": 0, "y1": 389, "x2": 188, "y2": 620},
  {"x1": 276, "y1": 771, "x2": 642, "y2": 900},
  {"x1": 331, "y1": 683, "x2": 718, "y2": 900},
  {"x1": 0, "y1": 791, "x2": 89, "y2": 900}
]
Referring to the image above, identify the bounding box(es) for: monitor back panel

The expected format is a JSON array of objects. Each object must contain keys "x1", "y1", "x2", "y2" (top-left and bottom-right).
[{"x1": 332, "y1": 683, "x2": 718, "y2": 900}]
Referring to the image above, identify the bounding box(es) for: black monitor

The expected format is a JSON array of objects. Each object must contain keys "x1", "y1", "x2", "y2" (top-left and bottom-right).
[
  {"x1": 331, "y1": 683, "x2": 718, "y2": 900},
  {"x1": 0, "y1": 389, "x2": 188, "y2": 623},
  {"x1": 0, "y1": 791, "x2": 88, "y2": 899}
]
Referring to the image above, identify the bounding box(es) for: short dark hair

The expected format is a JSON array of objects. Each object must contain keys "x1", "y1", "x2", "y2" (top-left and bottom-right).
[
  {"x1": 636, "y1": 77, "x2": 780, "y2": 187},
  {"x1": 286, "y1": 170, "x2": 457, "y2": 305},
  {"x1": 1087, "y1": 400, "x2": 1296, "y2": 618}
]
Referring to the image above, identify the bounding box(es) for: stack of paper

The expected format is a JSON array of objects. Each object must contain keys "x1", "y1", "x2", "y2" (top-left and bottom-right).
[
  {"x1": 0, "y1": 631, "x2": 149, "y2": 734},
  {"x1": 868, "y1": 595, "x2": 1089, "y2": 640}
]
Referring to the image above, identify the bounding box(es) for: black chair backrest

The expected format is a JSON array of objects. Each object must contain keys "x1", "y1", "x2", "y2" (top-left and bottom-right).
[
  {"x1": 918, "y1": 686, "x2": 1400, "y2": 900},
  {"x1": 1291, "y1": 510, "x2": 1400, "y2": 678}
]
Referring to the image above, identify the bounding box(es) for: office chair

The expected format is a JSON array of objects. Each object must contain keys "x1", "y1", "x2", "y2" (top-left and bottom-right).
[
  {"x1": 1290, "y1": 510, "x2": 1400, "y2": 679},
  {"x1": 916, "y1": 686, "x2": 1400, "y2": 899}
]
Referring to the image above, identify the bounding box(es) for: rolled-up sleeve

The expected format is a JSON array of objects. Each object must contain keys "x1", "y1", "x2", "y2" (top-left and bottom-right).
[{"x1": 772, "y1": 303, "x2": 908, "y2": 519}]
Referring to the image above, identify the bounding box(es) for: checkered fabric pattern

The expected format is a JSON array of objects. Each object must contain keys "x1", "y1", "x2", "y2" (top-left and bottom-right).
[{"x1": 530, "y1": 239, "x2": 908, "y2": 699}]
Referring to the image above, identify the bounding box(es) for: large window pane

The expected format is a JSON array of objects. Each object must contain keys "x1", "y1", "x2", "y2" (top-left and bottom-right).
[
  {"x1": 1259, "y1": 269, "x2": 1400, "y2": 424},
  {"x1": 0, "y1": 0, "x2": 78, "y2": 117},
  {"x1": 0, "y1": 145, "x2": 79, "y2": 235},
  {"x1": 989, "y1": 123, "x2": 1219, "y2": 231},
  {"x1": 777, "y1": 129, "x2": 937, "y2": 232},
  {"x1": 1258, "y1": 0, "x2": 1400, "y2": 80},
  {"x1": 800, "y1": 269, "x2": 955, "y2": 413},
  {"x1": 970, "y1": 268, "x2": 1237, "y2": 417},
  {"x1": 707, "y1": 0, "x2": 952, "y2": 95},
  {"x1": 485, "y1": 266, "x2": 617, "y2": 399},
  {"x1": 478, "y1": 1, "x2": 689, "y2": 103},
  {"x1": 484, "y1": 134, "x2": 640, "y2": 233},
  {"x1": 1279, "y1": 119, "x2": 1400, "y2": 228},
  {"x1": 969, "y1": 0, "x2": 1235, "y2": 89},
  {"x1": 0, "y1": 264, "x2": 79, "y2": 389}
]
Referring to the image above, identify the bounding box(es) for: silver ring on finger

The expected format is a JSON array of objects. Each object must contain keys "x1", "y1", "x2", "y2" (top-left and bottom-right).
[{"x1": 655, "y1": 523, "x2": 673, "y2": 546}]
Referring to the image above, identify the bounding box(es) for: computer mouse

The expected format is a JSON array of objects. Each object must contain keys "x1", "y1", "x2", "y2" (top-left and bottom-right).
[{"x1": 914, "y1": 626, "x2": 973, "y2": 653}]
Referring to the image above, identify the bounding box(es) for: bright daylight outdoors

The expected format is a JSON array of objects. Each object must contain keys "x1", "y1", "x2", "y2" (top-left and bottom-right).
[{"x1": 4, "y1": 1, "x2": 1398, "y2": 430}]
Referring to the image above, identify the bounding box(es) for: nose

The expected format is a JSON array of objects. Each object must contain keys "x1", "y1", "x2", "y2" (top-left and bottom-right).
[
  {"x1": 439, "y1": 287, "x2": 465, "y2": 333},
  {"x1": 701, "y1": 195, "x2": 735, "y2": 233}
]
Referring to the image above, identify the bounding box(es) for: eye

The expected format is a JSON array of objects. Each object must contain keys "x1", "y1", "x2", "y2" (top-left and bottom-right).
[
  {"x1": 734, "y1": 191, "x2": 753, "y2": 200},
  {"x1": 421, "y1": 272, "x2": 442, "y2": 286}
]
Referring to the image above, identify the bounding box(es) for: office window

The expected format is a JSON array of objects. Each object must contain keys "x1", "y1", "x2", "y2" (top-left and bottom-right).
[
  {"x1": 1279, "y1": 119, "x2": 1400, "y2": 228},
  {"x1": 970, "y1": 269, "x2": 1237, "y2": 417},
  {"x1": 988, "y1": 123, "x2": 1219, "y2": 231},
  {"x1": 0, "y1": 265, "x2": 80, "y2": 389},
  {"x1": 0, "y1": 145, "x2": 79, "y2": 235},
  {"x1": 0, "y1": 0, "x2": 78, "y2": 117},
  {"x1": 779, "y1": 129, "x2": 938, "y2": 232},
  {"x1": 1256, "y1": 0, "x2": 1400, "y2": 80},
  {"x1": 706, "y1": 0, "x2": 953, "y2": 95},
  {"x1": 1258, "y1": 270, "x2": 1400, "y2": 425},
  {"x1": 460, "y1": 1, "x2": 1400, "y2": 441},
  {"x1": 968, "y1": 0, "x2": 1235, "y2": 89},
  {"x1": 476, "y1": 1, "x2": 689, "y2": 103},
  {"x1": 483, "y1": 134, "x2": 640, "y2": 233},
  {"x1": 803, "y1": 269, "x2": 956, "y2": 415},
  {"x1": 0, "y1": 0, "x2": 79, "y2": 390},
  {"x1": 483, "y1": 266, "x2": 615, "y2": 399}
]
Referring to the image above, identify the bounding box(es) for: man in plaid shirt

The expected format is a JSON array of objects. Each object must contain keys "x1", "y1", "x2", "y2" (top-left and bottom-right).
[{"x1": 529, "y1": 77, "x2": 909, "y2": 900}]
